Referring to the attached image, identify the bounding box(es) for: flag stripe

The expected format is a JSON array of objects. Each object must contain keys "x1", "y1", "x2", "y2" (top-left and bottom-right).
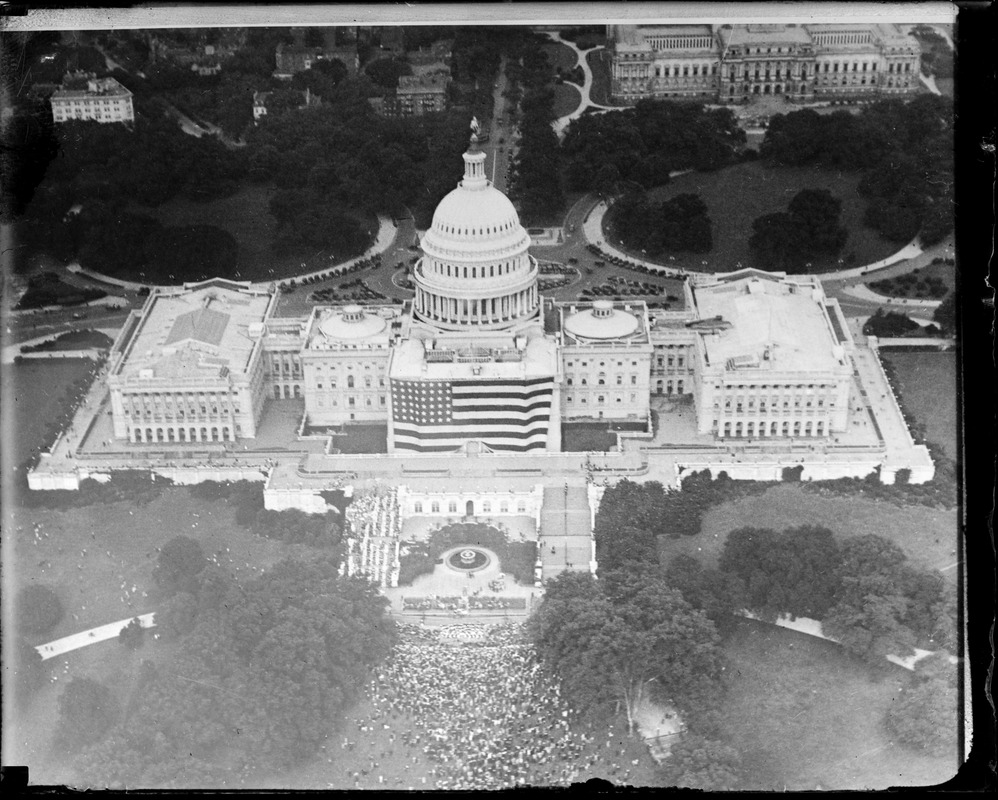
[{"x1": 390, "y1": 376, "x2": 553, "y2": 452}]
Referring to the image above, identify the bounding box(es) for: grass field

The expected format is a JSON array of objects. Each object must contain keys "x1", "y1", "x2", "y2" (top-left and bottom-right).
[
  {"x1": 542, "y1": 42, "x2": 579, "y2": 72},
  {"x1": 4, "y1": 485, "x2": 308, "y2": 785},
  {"x1": 658, "y1": 483, "x2": 958, "y2": 579},
  {"x1": 606, "y1": 161, "x2": 900, "y2": 274},
  {"x1": 880, "y1": 351, "x2": 958, "y2": 460},
  {"x1": 586, "y1": 50, "x2": 618, "y2": 107},
  {"x1": 129, "y1": 183, "x2": 376, "y2": 283},
  {"x1": 866, "y1": 261, "x2": 955, "y2": 300},
  {"x1": 20, "y1": 330, "x2": 114, "y2": 353},
  {"x1": 720, "y1": 617, "x2": 956, "y2": 790},
  {"x1": 552, "y1": 83, "x2": 583, "y2": 119},
  {"x1": 1, "y1": 358, "x2": 97, "y2": 471}
]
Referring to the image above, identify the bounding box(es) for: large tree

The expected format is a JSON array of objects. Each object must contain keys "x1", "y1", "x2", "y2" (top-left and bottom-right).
[
  {"x1": 55, "y1": 677, "x2": 120, "y2": 753},
  {"x1": 718, "y1": 526, "x2": 841, "y2": 621},
  {"x1": 16, "y1": 583, "x2": 64, "y2": 635},
  {"x1": 749, "y1": 188, "x2": 847, "y2": 272},
  {"x1": 153, "y1": 535, "x2": 207, "y2": 597},
  {"x1": 822, "y1": 534, "x2": 919, "y2": 662},
  {"x1": 658, "y1": 733, "x2": 744, "y2": 790},
  {"x1": 528, "y1": 570, "x2": 722, "y2": 735}
]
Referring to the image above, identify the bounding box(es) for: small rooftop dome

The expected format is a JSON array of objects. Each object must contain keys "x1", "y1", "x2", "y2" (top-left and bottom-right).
[
  {"x1": 564, "y1": 302, "x2": 640, "y2": 341},
  {"x1": 318, "y1": 305, "x2": 387, "y2": 340}
]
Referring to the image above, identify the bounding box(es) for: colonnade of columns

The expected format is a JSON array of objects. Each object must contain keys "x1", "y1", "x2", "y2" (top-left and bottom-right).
[
  {"x1": 415, "y1": 284, "x2": 539, "y2": 328},
  {"x1": 719, "y1": 419, "x2": 828, "y2": 438},
  {"x1": 129, "y1": 424, "x2": 233, "y2": 443}
]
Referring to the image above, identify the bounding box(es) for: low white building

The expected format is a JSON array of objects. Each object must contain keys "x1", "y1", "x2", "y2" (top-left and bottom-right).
[
  {"x1": 50, "y1": 74, "x2": 134, "y2": 125},
  {"x1": 690, "y1": 270, "x2": 854, "y2": 439},
  {"x1": 107, "y1": 280, "x2": 276, "y2": 443}
]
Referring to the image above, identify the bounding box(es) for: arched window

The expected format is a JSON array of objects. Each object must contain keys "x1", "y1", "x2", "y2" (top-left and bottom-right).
[{"x1": 414, "y1": 502, "x2": 423, "y2": 514}]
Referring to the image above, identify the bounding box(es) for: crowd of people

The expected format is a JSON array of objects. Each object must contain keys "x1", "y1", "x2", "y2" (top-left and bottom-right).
[
  {"x1": 402, "y1": 595, "x2": 528, "y2": 613},
  {"x1": 353, "y1": 623, "x2": 645, "y2": 790},
  {"x1": 344, "y1": 486, "x2": 401, "y2": 587}
]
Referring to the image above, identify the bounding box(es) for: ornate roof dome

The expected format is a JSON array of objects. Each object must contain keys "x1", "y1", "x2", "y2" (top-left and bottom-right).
[
  {"x1": 411, "y1": 129, "x2": 540, "y2": 332},
  {"x1": 420, "y1": 134, "x2": 530, "y2": 261},
  {"x1": 318, "y1": 305, "x2": 387, "y2": 340},
  {"x1": 564, "y1": 301, "x2": 641, "y2": 341}
]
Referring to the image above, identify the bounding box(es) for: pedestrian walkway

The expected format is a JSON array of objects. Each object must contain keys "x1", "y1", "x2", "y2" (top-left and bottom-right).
[
  {"x1": 36, "y1": 612, "x2": 157, "y2": 661},
  {"x1": 738, "y1": 610, "x2": 957, "y2": 672},
  {"x1": 841, "y1": 283, "x2": 943, "y2": 309},
  {"x1": 544, "y1": 32, "x2": 622, "y2": 140}
]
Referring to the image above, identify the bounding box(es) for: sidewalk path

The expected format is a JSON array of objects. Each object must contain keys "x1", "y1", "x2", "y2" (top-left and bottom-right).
[
  {"x1": 544, "y1": 33, "x2": 621, "y2": 140},
  {"x1": 840, "y1": 283, "x2": 943, "y2": 309},
  {"x1": 36, "y1": 612, "x2": 157, "y2": 661},
  {"x1": 739, "y1": 611, "x2": 956, "y2": 671},
  {"x1": 584, "y1": 198, "x2": 931, "y2": 285}
]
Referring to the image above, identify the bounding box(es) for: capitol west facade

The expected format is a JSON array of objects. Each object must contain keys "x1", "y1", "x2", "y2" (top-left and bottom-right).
[{"x1": 105, "y1": 135, "x2": 860, "y2": 455}]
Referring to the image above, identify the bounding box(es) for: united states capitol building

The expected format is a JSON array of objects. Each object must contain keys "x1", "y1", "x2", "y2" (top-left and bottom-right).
[
  {"x1": 101, "y1": 135, "x2": 858, "y2": 453},
  {"x1": 30, "y1": 132, "x2": 934, "y2": 558},
  {"x1": 608, "y1": 23, "x2": 921, "y2": 103}
]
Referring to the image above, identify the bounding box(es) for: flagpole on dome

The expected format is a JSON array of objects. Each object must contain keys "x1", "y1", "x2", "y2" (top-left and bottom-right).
[{"x1": 462, "y1": 116, "x2": 488, "y2": 187}]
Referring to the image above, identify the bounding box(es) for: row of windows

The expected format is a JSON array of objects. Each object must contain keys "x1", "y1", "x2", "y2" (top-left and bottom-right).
[
  {"x1": 131, "y1": 425, "x2": 235, "y2": 443},
  {"x1": 654, "y1": 355, "x2": 687, "y2": 368},
  {"x1": 565, "y1": 359, "x2": 640, "y2": 368},
  {"x1": 413, "y1": 499, "x2": 528, "y2": 514},
  {"x1": 436, "y1": 219, "x2": 516, "y2": 237},
  {"x1": 310, "y1": 362, "x2": 384, "y2": 372},
  {"x1": 565, "y1": 374, "x2": 640, "y2": 386},
  {"x1": 650, "y1": 63, "x2": 717, "y2": 77},
  {"x1": 315, "y1": 395, "x2": 387, "y2": 408},
  {"x1": 717, "y1": 399, "x2": 834, "y2": 411},
  {"x1": 430, "y1": 260, "x2": 521, "y2": 279},
  {"x1": 565, "y1": 393, "x2": 640, "y2": 405},
  {"x1": 654, "y1": 380, "x2": 685, "y2": 394},
  {"x1": 719, "y1": 420, "x2": 826, "y2": 437},
  {"x1": 315, "y1": 375, "x2": 385, "y2": 389}
]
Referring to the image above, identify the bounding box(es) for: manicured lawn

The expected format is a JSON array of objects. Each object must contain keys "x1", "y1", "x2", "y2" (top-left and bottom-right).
[
  {"x1": 605, "y1": 161, "x2": 900, "y2": 274},
  {"x1": 586, "y1": 50, "x2": 619, "y2": 107},
  {"x1": 1, "y1": 358, "x2": 97, "y2": 470},
  {"x1": 21, "y1": 330, "x2": 114, "y2": 352},
  {"x1": 129, "y1": 183, "x2": 376, "y2": 283},
  {"x1": 719, "y1": 617, "x2": 957, "y2": 790},
  {"x1": 542, "y1": 42, "x2": 578, "y2": 72},
  {"x1": 327, "y1": 424, "x2": 388, "y2": 454},
  {"x1": 866, "y1": 260, "x2": 954, "y2": 300},
  {"x1": 552, "y1": 83, "x2": 582, "y2": 119},
  {"x1": 658, "y1": 484, "x2": 958, "y2": 579},
  {"x1": 562, "y1": 421, "x2": 646, "y2": 452},
  {"x1": 880, "y1": 350, "x2": 958, "y2": 460},
  {"x1": 7, "y1": 489, "x2": 293, "y2": 644}
]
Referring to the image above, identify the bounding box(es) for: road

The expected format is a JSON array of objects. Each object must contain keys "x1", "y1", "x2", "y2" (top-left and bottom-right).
[{"x1": 484, "y1": 55, "x2": 515, "y2": 194}]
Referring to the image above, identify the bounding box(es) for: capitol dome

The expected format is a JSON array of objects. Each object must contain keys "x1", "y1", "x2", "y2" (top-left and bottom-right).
[{"x1": 412, "y1": 131, "x2": 540, "y2": 332}]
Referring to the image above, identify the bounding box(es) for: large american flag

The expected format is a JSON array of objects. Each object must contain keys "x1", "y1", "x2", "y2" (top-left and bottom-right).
[{"x1": 391, "y1": 377, "x2": 554, "y2": 452}]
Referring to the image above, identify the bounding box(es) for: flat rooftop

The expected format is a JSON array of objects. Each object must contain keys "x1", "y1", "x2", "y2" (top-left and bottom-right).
[
  {"x1": 718, "y1": 25, "x2": 813, "y2": 47},
  {"x1": 695, "y1": 276, "x2": 842, "y2": 373},
  {"x1": 52, "y1": 77, "x2": 131, "y2": 99},
  {"x1": 114, "y1": 284, "x2": 273, "y2": 382}
]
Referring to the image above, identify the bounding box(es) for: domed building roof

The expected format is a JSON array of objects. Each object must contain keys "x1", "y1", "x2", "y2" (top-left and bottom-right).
[
  {"x1": 419, "y1": 134, "x2": 531, "y2": 261},
  {"x1": 564, "y1": 301, "x2": 640, "y2": 341},
  {"x1": 318, "y1": 305, "x2": 387, "y2": 340}
]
